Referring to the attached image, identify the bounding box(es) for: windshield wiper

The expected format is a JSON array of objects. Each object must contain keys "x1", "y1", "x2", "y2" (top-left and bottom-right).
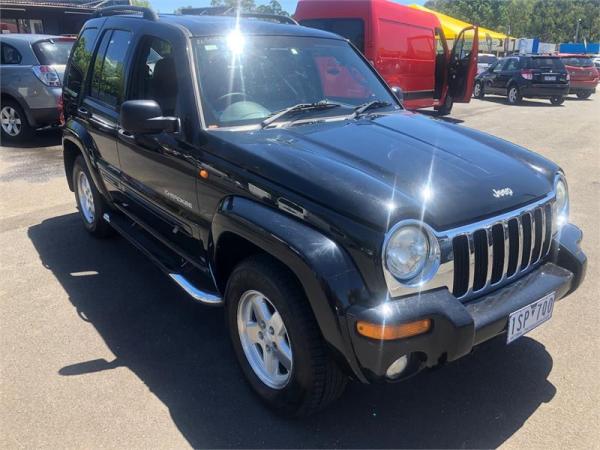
[
  {"x1": 261, "y1": 101, "x2": 341, "y2": 128},
  {"x1": 350, "y1": 100, "x2": 392, "y2": 119}
]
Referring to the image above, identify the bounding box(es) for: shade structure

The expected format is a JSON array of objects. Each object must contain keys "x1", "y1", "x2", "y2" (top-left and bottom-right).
[{"x1": 409, "y1": 4, "x2": 510, "y2": 40}]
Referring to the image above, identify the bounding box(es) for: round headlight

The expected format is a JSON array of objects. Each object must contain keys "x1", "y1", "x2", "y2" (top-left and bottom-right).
[
  {"x1": 384, "y1": 222, "x2": 439, "y2": 283},
  {"x1": 554, "y1": 175, "x2": 569, "y2": 228}
]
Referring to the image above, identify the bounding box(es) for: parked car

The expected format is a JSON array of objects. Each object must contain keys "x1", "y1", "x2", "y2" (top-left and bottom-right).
[
  {"x1": 477, "y1": 53, "x2": 497, "y2": 74},
  {"x1": 0, "y1": 34, "x2": 74, "y2": 142},
  {"x1": 63, "y1": 6, "x2": 586, "y2": 417},
  {"x1": 294, "y1": 0, "x2": 479, "y2": 115},
  {"x1": 473, "y1": 55, "x2": 570, "y2": 105},
  {"x1": 558, "y1": 54, "x2": 599, "y2": 99}
]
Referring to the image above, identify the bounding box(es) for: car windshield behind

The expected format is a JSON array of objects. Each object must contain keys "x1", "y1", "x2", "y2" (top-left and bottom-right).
[
  {"x1": 528, "y1": 57, "x2": 564, "y2": 70},
  {"x1": 193, "y1": 34, "x2": 397, "y2": 129},
  {"x1": 32, "y1": 39, "x2": 74, "y2": 65},
  {"x1": 478, "y1": 54, "x2": 497, "y2": 64},
  {"x1": 561, "y1": 57, "x2": 594, "y2": 67}
]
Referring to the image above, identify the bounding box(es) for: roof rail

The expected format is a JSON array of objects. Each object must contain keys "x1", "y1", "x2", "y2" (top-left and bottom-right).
[
  {"x1": 179, "y1": 7, "x2": 298, "y2": 25},
  {"x1": 93, "y1": 5, "x2": 158, "y2": 21}
]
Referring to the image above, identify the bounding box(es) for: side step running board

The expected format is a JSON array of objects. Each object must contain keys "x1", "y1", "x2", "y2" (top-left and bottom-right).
[
  {"x1": 103, "y1": 212, "x2": 223, "y2": 306},
  {"x1": 168, "y1": 274, "x2": 223, "y2": 305}
]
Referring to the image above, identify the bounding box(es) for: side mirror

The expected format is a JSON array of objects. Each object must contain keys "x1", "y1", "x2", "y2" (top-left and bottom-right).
[
  {"x1": 390, "y1": 86, "x2": 404, "y2": 104},
  {"x1": 120, "y1": 100, "x2": 178, "y2": 134}
]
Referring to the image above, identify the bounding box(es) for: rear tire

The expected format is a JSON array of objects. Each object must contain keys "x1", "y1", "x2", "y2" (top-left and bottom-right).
[
  {"x1": 226, "y1": 254, "x2": 347, "y2": 417},
  {"x1": 550, "y1": 95, "x2": 565, "y2": 105},
  {"x1": 0, "y1": 100, "x2": 31, "y2": 143},
  {"x1": 72, "y1": 155, "x2": 113, "y2": 238},
  {"x1": 507, "y1": 85, "x2": 522, "y2": 105},
  {"x1": 473, "y1": 81, "x2": 485, "y2": 99},
  {"x1": 576, "y1": 91, "x2": 592, "y2": 99}
]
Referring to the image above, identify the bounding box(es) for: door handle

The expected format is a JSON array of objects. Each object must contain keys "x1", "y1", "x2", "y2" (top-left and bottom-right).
[
  {"x1": 77, "y1": 107, "x2": 91, "y2": 118},
  {"x1": 118, "y1": 128, "x2": 135, "y2": 142}
]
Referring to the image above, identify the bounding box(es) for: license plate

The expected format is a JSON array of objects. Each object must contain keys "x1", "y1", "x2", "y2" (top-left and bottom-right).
[
  {"x1": 544, "y1": 75, "x2": 556, "y2": 81},
  {"x1": 507, "y1": 292, "x2": 555, "y2": 344}
]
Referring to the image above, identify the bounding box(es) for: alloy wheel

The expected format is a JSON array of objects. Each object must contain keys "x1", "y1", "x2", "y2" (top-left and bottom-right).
[
  {"x1": 1, "y1": 106, "x2": 22, "y2": 136},
  {"x1": 77, "y1": 170, "x2": 95, "y2": 224},
  {"x1": 473, "y1": 82, "x2": 481, "y2": 97},
  {"x1": 237, "y1": 290, "x2": 293, "y2": 389}
]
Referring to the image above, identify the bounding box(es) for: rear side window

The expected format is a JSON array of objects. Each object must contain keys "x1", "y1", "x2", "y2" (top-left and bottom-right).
[
  {"x1": 528, "y1": 57, "x2": 564, "y2": 70},
  {"x1": 300, "y1": 19, "x2": 365, "y2": 53},
  {"x1": 1, "y1": 43, "x2": 21, "y2": 64},
  {"x1": 64, "y1": 28, "x2": 98, "y2": 98},
  {"x1": 90, "y1": 30, "x2": 132, "y2": 108},
  {"x1": 32, "y1": 39, "x2": 74, "y2": 65},
  {"x1": 561, "y1": 57, "x2": 593, "y2": 67},
  {"x1": 504, "y1": 58, "x2": 520, "y2": 71}
]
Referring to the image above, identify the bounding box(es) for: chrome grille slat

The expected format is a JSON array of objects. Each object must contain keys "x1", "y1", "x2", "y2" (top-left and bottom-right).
[
  {"x1": 484, "y1": 226, "x2": 494, "y2": 289},
  {"x1": 452, "y1": 197, "x2": 554, "y2": 301}
]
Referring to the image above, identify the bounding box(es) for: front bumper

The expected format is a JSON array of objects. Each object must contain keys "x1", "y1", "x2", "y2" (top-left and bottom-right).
[
  {"x1": 521, "y1": 84, "x2": 570, "y2": 98},
  {"x1": 346, "y1": 223, "x2": 586, "y2": 382}
]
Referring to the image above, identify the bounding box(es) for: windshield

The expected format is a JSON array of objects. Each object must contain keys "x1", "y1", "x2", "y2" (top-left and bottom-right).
[
  {"x1": 32, "y1": 39, "x2": 74, "y2": 65},
  {"x1": 193, "y1": 34, "x2": 397, "y2": 129},
  {"x1": 561, "y1": 57, "x2": 594, "y2": 67}
]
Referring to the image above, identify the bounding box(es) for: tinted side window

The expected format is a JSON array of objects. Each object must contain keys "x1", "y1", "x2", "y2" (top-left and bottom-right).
[
  {"x1": 129, "y1": 36, "x2": 178, "y2": 115},
  {"x1": 492, "y1": 60, "x2": 505, "y2": 72},
  {"x1": 1, "y1": 43, "x2": 22, "y2": 64},
  {"x1": 300, "y1": 19, "x2": 365, "y2": 53},
  {"x1": 65, "y1": 28, "x2": 98, "y2": 98},
  {"x1": 90, "y1": 30, "x2": 132, "y2": 108}
]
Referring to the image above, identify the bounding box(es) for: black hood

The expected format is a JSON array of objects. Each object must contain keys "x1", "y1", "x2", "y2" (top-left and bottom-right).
[{"x1": 211, "y1": 111, "x2": 559, "y2": 231}]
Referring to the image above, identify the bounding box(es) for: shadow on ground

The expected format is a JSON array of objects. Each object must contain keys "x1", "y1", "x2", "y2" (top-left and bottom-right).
[
  {"x1": 418, "y1": 110, "x2": 464, "y2": 124},
  {"x1": 478, "y1": 96, "x2": 564, "y2": 107},
  {"x1": 29, "y1": 214, "x2": 557, "y2": 449}
]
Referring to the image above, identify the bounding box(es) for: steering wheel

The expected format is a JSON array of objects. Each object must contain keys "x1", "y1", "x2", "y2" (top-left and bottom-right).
[{"x1": 216, "y1": 92, "x2": 248, "y2": 107}]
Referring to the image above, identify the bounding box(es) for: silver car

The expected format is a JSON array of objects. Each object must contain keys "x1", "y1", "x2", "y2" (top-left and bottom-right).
[{"x1": 1, "y1": 34, "x2": 74, "y2": 142}]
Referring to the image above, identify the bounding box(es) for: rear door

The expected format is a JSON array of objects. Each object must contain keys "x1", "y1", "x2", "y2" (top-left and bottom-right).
[
  {"x1": 447, "y1": 26, "x2": 479, "y2": 102},
  {"x1": 495, "y1": 57, "x2": 520, "y2": 90},
  {"x1": 78, "y1": 28, "x2": 133, "y2": 176}
]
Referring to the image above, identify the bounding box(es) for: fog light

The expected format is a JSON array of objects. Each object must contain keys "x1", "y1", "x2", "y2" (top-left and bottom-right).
[{"x1": 386, "y1": 355, "x2": 408, "y2": 379}]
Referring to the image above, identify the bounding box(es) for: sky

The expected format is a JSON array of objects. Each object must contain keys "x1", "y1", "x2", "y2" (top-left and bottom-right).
[{"x1": 149, "y1": 0, "x2": 427, "y2": 15}]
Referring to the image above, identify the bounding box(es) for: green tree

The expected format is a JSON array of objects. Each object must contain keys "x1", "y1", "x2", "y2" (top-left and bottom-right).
[
  {"x1": 210, "y1": 0, "x2": 257, "y2": 12},
  {"x1": 256, "y1": 0, "x2": 290, "y2": 16},
  {"x1": 131, "y1": 0, "x2": 150, "y2": 7}
]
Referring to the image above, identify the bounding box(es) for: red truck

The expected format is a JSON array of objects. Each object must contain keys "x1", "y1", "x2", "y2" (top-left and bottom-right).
[
  {"x1": 294, "y1": 0, "x2": 479, "y2": 115},
  {"x1": 559, "y1": 54, "x2": 599, "y2": 99}
]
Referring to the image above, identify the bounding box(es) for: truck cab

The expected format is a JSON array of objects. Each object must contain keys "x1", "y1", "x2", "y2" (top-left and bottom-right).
[{"x1": 294, "y1": 0, "x2": 479, "y2": 115}]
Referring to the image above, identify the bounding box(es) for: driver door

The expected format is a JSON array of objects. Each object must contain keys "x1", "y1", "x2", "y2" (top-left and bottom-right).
[{"x1": 447, "y1": 26, "x2": 479, "y2": 102}]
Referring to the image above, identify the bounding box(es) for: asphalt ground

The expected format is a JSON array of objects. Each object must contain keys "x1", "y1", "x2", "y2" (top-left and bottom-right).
[{"x1": 1, "y1": 94, "x2": 599, "y2": 449}]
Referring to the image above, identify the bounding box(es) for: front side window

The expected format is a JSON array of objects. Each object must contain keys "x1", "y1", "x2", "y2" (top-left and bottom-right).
[
  {"x1": 1, "y1": 43, "x2": 21, "y2": 64},
  {"x1": 64, "y1": 28, "x2": 98, "y2": 98},
  {"x1": 193, "y1": 35, "x2": 396, "y2": 129},
  {"x1": 129, "y1": 36, "x2": 177, "y2": 115},
  {"x1": 90, "y1": 30, "x2": 132, "y2": 108},
  {"x1": 299, "y1": 19, "x2": 365, "y2": 52}
]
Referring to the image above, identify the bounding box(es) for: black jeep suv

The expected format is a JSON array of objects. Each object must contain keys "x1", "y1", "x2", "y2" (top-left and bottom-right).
[
  {"x1": 474, "y1": 55, "x2": 570, "y2": 105},
  {"x1": 62, "y1": 6, "x2": 586, "y2": 416}
]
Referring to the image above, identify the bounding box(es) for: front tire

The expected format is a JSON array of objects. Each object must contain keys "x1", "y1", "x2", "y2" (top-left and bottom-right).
[
  {"x1": 473, "y1": 81, "x2": 485, "y2": 99},
  {"x1": 436, "y1": 95, "x2": 453, "y2": 116},
  {"x1": 550, "y1": 95, "x2": 565, "y2": 105},
  {"x1": 576, "y1": 91, "x2": 592, "y2": 99},
  {"x1": 226, "y1": 255, "x2": 347, "y2": 417},
  {"x1": 72, "y1": 155, "x2": 113, "y2": 238},
  {"x1": 0, "y1": 100, "x2": 31, "y2": 143},
  {"x1": 507, "y1": 85, "x2": 522, "y2": 105}
]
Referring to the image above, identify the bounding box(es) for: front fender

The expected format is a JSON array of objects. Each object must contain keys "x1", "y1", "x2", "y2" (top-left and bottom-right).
[{"x1": 211, "y1": 196, "x2": 370, "y2": 382}]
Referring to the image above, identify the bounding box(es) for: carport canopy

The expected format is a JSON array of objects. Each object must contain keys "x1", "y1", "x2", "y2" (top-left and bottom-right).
[{"x1": 409, "y1": 4, "x2": 510, "y2": 40}]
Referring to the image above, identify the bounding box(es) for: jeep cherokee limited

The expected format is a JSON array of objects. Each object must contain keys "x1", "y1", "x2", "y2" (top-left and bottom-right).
[{"x1": 62, "y1": 6, "x2": 587, "y2": 416}]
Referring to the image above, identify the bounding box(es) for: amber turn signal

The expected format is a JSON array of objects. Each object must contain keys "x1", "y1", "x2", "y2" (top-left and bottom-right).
[
  {"x1": 199, "y1": 169, "x2": 209, "y2": 179},
  {"x1": 356, "y1": 319, "x2": 431, "y2": 340}
]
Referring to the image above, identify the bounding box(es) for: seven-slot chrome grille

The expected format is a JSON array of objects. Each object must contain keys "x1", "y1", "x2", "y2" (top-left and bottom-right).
[{"x1": 450, "y1": 199, "x2": 554, "y2": 299}]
